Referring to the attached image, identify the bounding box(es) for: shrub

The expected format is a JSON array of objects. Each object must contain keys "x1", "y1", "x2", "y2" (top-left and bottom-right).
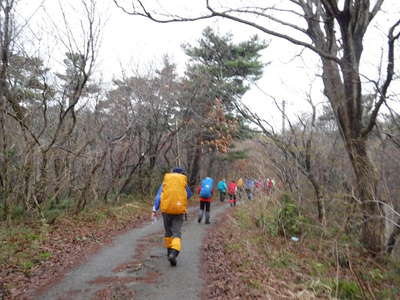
[
  {"x1": 11, "y1": 205, "x2": 25, "y2": 219},
  {"x1": 234, "y1": 208, "x2": 252, "y2": 229},
  {"x1": 0, "y1": 204, "x2": 26, "y2": 220},
  {"x1": 276, "y1": 193, "x2": 303, "y2": 237},
  {"x1": 334, "y1": 279, "x2": 362, "y2": 299},
  {"x1": 44, "y1": 209, "x2": 64, "y2": 224},
  {"x1": 255, "y1": 212, "x2": 278, "y2": 236},
  {"x1": 48, "y1": 198, "x2": 74, "y2": 211}
]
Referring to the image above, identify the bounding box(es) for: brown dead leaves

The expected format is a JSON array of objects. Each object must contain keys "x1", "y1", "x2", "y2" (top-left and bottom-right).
[
  {"x1": 201, "y1": 210, "x2": 298, "y2": 300},
  {"x1": 0, "y1": 204, "x2": 149, "y2": 299}
]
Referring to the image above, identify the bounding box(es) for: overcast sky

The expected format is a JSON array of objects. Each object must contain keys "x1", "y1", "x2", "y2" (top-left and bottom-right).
[
  {"x1": 19, "y1": 0, "x2": 400, "y2": 129},
  {"x1": 99, "y1": 1, "x2": 322, "y2": 127}
]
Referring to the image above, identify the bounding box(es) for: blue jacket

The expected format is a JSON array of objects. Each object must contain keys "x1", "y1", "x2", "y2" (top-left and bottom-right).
[
  {"x1": 153, "y1": 184, "x2": 193, "y2": 212},
  {"x1": 217, "y1": 180, "x2": 227, "y2": 192},
  {"x1": 245, "y1": 179, "x2": 255, "y2": 189}
]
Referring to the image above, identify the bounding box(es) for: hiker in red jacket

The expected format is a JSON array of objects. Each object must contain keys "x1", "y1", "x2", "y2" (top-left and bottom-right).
[
  {"x1": 227, "y1": 180, "x2": 237, "y2": 207},
  {"x1": 266, "y1": 178, "x2": 274, "y2": 195},
  {"x1": 197, "y1": 177, "x2": 214, "y2": 224}
]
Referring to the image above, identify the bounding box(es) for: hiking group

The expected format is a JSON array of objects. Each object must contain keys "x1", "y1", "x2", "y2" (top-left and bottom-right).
[
  {"x1": 217, "y1": 177, "x2": 257, "y2": 204},
  {"x1": 152, "y1": 167, "x2": 262, "y2": 267}
]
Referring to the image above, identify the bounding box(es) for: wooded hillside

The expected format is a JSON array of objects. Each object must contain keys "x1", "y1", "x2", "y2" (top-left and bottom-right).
[{"x1": 1, "y1": 1, "x2": 400, "y2": 299}]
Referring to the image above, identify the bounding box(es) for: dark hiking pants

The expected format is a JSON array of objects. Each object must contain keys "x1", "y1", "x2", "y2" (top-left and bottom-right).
[
  {"x1": 162, "y1": 213, "x2": 184, "y2": 252},
  {"x1": 219, "y1": 191, "x2": 226, "y2": 202},
  {"x1": 198, "y1": 201, "x2": 211, "y2": 223}
]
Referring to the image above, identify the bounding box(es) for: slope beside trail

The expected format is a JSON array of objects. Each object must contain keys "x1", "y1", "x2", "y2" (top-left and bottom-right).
[{"x1": 32, "y1": 202, "x2": 230, "y2": 300}]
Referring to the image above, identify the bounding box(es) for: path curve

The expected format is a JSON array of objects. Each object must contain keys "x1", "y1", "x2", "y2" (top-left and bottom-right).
[{"x1": 34, "y1": 202, "x2": 230, "y2": 300}]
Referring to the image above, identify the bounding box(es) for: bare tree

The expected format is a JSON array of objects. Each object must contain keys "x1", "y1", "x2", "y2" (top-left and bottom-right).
[
  {"x1": 31, "y1": 0, "x2": 101, "y2": 211},
  {"x1": 114, "y1": 0, "x2": 400, "y2": 254},
  {"x1": 238, "y1": 92, "x2": 327, "y2": 224},
  {"x1": 0, "y1": 0, "x2": 16, "y2": 220},
  {"x1": 0, "y1": 0, "x2": 103, "y2": 220}
]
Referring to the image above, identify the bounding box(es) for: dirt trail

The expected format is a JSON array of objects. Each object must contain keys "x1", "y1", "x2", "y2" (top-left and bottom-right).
[{"x1": 34, "y1": 202, "x2": 230, "y2": 300}]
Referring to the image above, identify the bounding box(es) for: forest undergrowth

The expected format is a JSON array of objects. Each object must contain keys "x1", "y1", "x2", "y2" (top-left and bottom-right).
[{"x1": 202, "y1": 192, "x2": 400, "y2": 300}]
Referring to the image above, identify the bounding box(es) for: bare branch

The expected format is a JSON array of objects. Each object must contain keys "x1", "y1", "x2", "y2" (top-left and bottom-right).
[
  {"x1": 205, "y1": 2, "x2": 341, "y2": 63},
  {"x1": 370, "y1": 0, "x2": 385, "y2": 22},
  {"x1": 225, "y1": 7, "x2": 309, "y2": 36},
  {"x1": 363, "y1": 18, "x2": 400, "y2": 137},
  {"x1": 113, "y1": 0, "x2": 341, "y2": 63},
  {"x1": 113, "y1": 0, "x2": 215, "y2": 23},
  {"x1": 5, "y1": 111, "x2": 41, "y2": 146}
]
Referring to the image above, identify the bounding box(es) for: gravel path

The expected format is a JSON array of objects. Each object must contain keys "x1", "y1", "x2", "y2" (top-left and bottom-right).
[{"x1": 34, "y1": 202, "x2": 230, "y2": 300}]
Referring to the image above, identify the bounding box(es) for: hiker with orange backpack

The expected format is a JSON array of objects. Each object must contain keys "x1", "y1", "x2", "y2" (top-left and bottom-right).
[
  {"x1": 197, "y1": 177, "x2": 214, "y2": 224},
  {"x1": 152, "y1": 167, "x2": 193, "y2": 266},
  {"x1": 227, "y1": 180, "x2": 238, "y2": 207}
]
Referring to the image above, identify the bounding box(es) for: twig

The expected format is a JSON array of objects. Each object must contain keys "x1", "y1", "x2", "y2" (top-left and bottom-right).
[
  {"x1": 334, "y1": 241, "x2": 339, "y2": 299},
  {"x1": 347, "y1": 248, "x2": 376, "y2": 300}
]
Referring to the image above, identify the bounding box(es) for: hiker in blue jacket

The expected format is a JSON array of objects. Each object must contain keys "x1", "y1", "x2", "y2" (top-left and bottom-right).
[
  {"x1": 197, "y1": 177, "x2": 214, "y2": 224},
  {"x1": 245, "y1": 178, "x2": 255, "y2": 200},
  {"x1": 217, "y1": 179, "x2": 227, "y2": 202}
]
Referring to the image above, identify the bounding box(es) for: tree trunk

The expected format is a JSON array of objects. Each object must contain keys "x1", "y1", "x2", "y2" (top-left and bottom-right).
[
  {"x1": 189, "y1": 136, "x2": 202, "y2": 190},
  {"x1": 347, "y1": 137, "x2": 384, "y2": 254},
  {"x1": 0, "y1": 95, "x2": 8, "y2": 221},
  {"x1": 53, "y1": 156, "x2": 63, "y2": 205},
  {"x1": 387, "y1": 217, "x2": 400, "y2": 254},
  {"x1": 321, "y1": 56, "x2": 384, "y2": 254},
  {"x1": 207, "y1": 149, "x2": 217, "y2": 177},
  {"x1": 0, "y1": 1, "x2": 12, "y2": 221},
  {"x1": 35, "y1": 151, "x2": 49, "y2": 206},
  {"x1": 309, "y1": 175, "x2": 326, "y2": 225},
  {"x1": 145, "y1": 149, "x2": 158, "y2": 196}
]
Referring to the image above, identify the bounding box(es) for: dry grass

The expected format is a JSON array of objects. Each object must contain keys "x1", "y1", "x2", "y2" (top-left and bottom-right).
[{"x1": 202, "y1": 193, "x2": 400, "y2": 299}]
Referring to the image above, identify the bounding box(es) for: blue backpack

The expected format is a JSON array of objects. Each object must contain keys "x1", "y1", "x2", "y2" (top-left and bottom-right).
[{"x1": 200, "y1": 177, "x2": 213, "y2": 198}]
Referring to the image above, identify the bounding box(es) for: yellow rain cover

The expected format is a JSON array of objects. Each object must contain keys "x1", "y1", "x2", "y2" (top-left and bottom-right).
[
  {"x1": 160, "y1": 173, "x2": 188, "y2": 214},
  {"x1": 237, "y1": 178, "x2": 244, "y2": 187}
]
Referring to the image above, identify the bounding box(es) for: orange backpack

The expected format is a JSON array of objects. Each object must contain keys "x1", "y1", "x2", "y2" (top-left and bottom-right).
[{"x1": 160, "y1": 173, "x2": 188, "y2": 214}]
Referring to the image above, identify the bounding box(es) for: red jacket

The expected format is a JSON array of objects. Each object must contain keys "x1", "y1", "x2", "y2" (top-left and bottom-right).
[
  {"x1": 196, "y1": 186, "x2": 213, "y2": 202},
  {"x1": 227, "y1": 182, "x2": 237, "y2": 195}
]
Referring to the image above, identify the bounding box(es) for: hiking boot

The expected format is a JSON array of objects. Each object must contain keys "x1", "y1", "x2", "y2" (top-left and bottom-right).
[
  {"x1": 205, "y1": 212, "x2": 210, "y2": 224},
  {"x1": 168, "y1": 250, "x2": 178, "y2": 266},
  {"x1": 198, "y1": 210, "x2": 204, "y2": 223}
]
